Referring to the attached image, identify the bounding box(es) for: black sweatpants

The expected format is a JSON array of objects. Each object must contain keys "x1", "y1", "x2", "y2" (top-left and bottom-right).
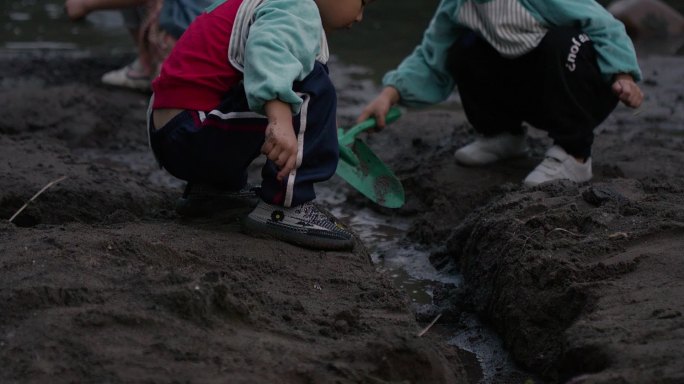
[
  {"x1": 447, "y1": 27, "x2": 619, "y2": 159},
  {"x1": 148, "y1": 62, "x2": 339, "y2": 208}
]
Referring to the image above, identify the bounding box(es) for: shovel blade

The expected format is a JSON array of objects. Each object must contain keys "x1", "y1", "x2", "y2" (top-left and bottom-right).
[{"x1": 336, "y1": 139, "x2": 405, "y2": 208}]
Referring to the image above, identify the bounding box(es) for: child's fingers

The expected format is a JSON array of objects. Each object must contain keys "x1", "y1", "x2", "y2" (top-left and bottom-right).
[
  {"x1": 276, "y1": 151, "x2": 291, "y2": 168},
  {"x1": 356, "y1": 102, "x2": 390, "y2": 129},
  {"x1": 631, "y1": 85, "x2": 644, "y2": 108},
  {"x1": 276, "y1": 156, "x2": 297, "y2": 181},
  {"x1": 366, "y1": 107, "x2": 389, "y2": 130},
  {"x1": 261, "y1": 139, "x2": 274, "y2": 155},
  {"x1": 276, "y1": 166, "x2": 286, "y2": 181},
  {"x1": 619, "y1": 88, "x2": 631, "y2": 102},
  {"x1": 374, "y1": 111, "x2": 387, "y2": 130},
  {"x1": 611, "y1": 80, "x2": 623, "y2": 95},
  {"x1": 64, "y1": 0, "x2": 88, "y2": 20},
  {"x1": 612, "y1": 80, "x2": 639, "y2": 108},
  {"x1": 262, "y1": 143, "x2": 281, "y2": 163},
  {"x1": 618, "y1": 82, "x2": 644, "y2": 108},
  {"x1": 355, "y1": 110, "x2": 372, "y2": 124},
  {"x1": 264, "y1": 142, "x2": 297, "y2": 181}
]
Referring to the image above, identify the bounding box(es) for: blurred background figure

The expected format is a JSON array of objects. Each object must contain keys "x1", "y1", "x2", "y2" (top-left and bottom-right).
[
  {"x1": 608, "y1": 0, "x2": 684, "y2": 39},
  {"x1": 64, "y1": 0, "x2": 212, "y2": 91}
]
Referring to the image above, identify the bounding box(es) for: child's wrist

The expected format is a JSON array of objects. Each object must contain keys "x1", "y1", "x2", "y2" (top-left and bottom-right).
[
  {"x1": 613, "y1": 73, "x2": 634, "y2": 83},
  {"x1": 382, "y1": 86, "x2": 400, "y2": 104},
  {"x1": 264, "y1": 99, "x2": 291, "y2": 122}
]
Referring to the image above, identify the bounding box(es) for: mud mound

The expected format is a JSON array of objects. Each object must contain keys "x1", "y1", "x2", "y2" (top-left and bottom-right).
[
  {"x1": 437, "y1": 178, "x2": 684, "y2": 382},
  {"x1": 373, "y1": 55, "x2": 684, "y2": 383},
  {"x1": 0, "y1": 55, "x2": 172, "y2": 227}
]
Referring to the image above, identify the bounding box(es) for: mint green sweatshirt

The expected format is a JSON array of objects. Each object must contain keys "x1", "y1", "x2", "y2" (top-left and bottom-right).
[
  {"x1": 227, "y1": 0, "x2": 328, "y2": 114},
  {"x1": 383, "y1": 0, "x2": 643, "y2": 107}
]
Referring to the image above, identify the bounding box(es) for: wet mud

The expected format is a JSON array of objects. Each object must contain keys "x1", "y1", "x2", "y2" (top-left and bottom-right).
[
  {"x1": 2, "y1": 48, "x2": 683, "y2": 383},
  {"x1": 0, "y1": 53, "x2": 469, "y2": 384},
  {"x1": 360, "y1": 56, "x2": 684, "y2": 383}
]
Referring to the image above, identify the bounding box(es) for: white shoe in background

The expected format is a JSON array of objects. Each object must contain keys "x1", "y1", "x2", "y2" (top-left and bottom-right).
[
  {"x1": 101, "y1": 58, "x2": 151, "y2": 91},
  {"x1": 454, "y1": 132, "x2": 528, "y2": 166}
]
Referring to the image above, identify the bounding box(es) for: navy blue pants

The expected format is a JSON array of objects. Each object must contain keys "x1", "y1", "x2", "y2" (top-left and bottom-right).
[
  {"x1": 148, "y1": 62, "x2": 339, "y2": 207},
  {"x1": 448, "y1": 27, "x2": 619, "y2": 159}
]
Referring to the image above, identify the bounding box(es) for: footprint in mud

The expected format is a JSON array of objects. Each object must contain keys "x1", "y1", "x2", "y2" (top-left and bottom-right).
[
  {"x1": 2, "y1": 285, "x2": 104, "y2": 318},
  {"x1": 154, "y1": 272, "x2": 252, "y2": 325}
]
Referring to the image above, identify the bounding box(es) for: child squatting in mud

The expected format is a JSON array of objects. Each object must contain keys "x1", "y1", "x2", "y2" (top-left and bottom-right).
[
  {"x1": 148, "y1": 0, "x2": 371, "y2": 251},
  {"x1": 358, "y1": 0, "x2": 645, "y2": 186}
]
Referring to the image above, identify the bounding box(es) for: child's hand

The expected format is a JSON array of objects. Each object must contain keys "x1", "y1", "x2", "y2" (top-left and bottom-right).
[
  {"x1": 64, "y1": 0, "x2": 90, "y2": 21},
  {"x1": 263, "y1": 100, "x2": 298, "y2": 181},
  {"x1": 356, "y1": 86, "x2": 400, "y2": 130},
  {"x1": 262, "y1": 121, "x2": 297, "y2": 181},
  {"x1": 612, "y1": 74, "x2": 644, "y2": 109}
]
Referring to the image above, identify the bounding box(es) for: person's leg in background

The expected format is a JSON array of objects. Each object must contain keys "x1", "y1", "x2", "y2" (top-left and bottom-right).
[
  {"x1": 100, "y1": 3, "x2": 156, "y2": 90},
  {"x1": 143, "y1": 0, "x2": 214, "y2": 78},
  {"x1": 64, "y1": 0, "x2": 146, "y2": 20},
  {"x1": 63, "y1": 0, "x2": 156, "y2": 90},
  {"x1": 447, "y1": 30, "x2": 529, "y2": 166}
]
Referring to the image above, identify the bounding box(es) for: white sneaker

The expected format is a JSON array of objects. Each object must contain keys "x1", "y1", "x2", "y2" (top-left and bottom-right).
[
  {"x1": 523, "y1": 145, "x2": 592, "y2": 186},
  {"x1": 454, "y1": 132, "x2": 528, "y2": 166},
  {"x1": 101, "y1": 59, "x2": 151, "y2": 91},
  {"x1": 242, "y1": 201, "x2": 354, "y2": 251}
]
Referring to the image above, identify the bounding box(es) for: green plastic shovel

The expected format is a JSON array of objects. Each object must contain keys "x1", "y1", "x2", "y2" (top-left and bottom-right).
[{"x1": 336, "y1": 107, "x2": 405, "y2": 208}]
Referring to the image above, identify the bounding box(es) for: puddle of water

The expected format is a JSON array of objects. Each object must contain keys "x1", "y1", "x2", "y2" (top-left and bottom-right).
[
  {"x1": 1, "y1": 2, "x2": 132, "y2": 54},
  {"x1": 448, "y1": 314, "x2": 541, "y2": 384},
  {"x1": 318, "y1": 188, "x2": 539, "y2": 383},
  {"x1": 330, "y1": 204, "x2": 461, "y2": 305},
  {"x1": 0, "y1": 0, "x2": 440, "y2": 77}
]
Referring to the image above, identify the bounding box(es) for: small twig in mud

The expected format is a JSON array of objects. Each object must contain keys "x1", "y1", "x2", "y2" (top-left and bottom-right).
[
  {"x1": 608, "y1": 232, "x2": 629, "y2": 239},
  {"x1": 547, "y1": 227, "x2": 583, "y2": 238},
  {"x1": 520, "y1": 229, "x2": 543, "y2": 255},
  {"x1": 632, "y1": 106, "x2": 647, "y2": 116},
  {"x1": 416, "y1": 313, "x2": 442, "y2": 337},
  {"x1": 8, "y1": 176, "x2": 67, "y2": 223}
]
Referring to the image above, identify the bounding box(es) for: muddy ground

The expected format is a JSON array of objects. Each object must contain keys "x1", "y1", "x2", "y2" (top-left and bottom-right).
[
  {"x1": 1, "y1": 48, "x2": 683, "y2": 384},
  {"x1": 360, "y1": 55, "x2": 684, "y2": 383}
]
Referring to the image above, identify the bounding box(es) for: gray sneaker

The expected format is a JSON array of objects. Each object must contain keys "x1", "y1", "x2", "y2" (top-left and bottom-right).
[
  {"x1": 242, "y1": 201, "x2": 354, "y2": 251},
  {"x1": 175, "y1": 182, "x2": 260, "y2": 218}
]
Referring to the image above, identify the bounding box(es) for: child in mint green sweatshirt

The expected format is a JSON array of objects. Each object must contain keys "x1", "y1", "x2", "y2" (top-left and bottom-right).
[
  {"x1": 358, "y1": 0, "x2": 644, "y2": 187},
  {"x1": 149, "y1": 0, "x2": 372, "y2": 251}
]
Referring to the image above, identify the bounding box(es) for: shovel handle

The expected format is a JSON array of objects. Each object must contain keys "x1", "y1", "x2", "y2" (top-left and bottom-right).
[{"x1": 339, "y1": 107, "x2": 401, "y2": 145}]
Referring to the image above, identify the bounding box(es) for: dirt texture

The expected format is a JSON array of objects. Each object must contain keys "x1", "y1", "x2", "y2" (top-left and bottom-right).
[
  {"x1": 357, "y1": 55, "x2": 684, "y2": 383},
  {"x1": 1, "y1": 48, "x2": 683, "y2": 384},
  {"x1": 0, "y1": 53, "x2": 469, "y2": 384}
]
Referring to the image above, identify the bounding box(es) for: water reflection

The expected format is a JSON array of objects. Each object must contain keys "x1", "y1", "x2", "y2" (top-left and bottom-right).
[
  {"x1": 0, "y1": 0, "x2": 442, "y2": 76},
  {"x1": 1, "y1": 2, "x2": 133, "y2": 53},
  {"x1": 4, "y1": 1, "x2": 681, "y2": 71}
]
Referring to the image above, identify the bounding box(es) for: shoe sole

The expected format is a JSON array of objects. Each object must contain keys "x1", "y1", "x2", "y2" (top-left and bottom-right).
[
  {"x1": 242, "y1": 216, "x2": 354, "y2": 251},
  {"x1": 100, "y1": 83, "x2": 151, "y2": 92},
  {"x1": 454, "y1": 150, "x2": 528, "y2": 166}
]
